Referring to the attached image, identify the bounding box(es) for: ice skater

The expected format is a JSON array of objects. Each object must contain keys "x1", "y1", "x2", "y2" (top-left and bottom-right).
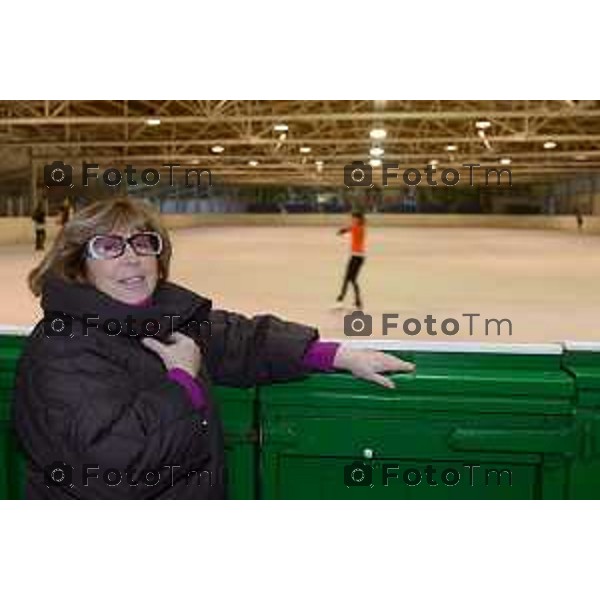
[
  {"x1": 336, "y1": 210, "x2": 366, "y2": 309},
  {"x1": 31, "y1": 203, "x2": 46, "y2": 251},
  {"x1": 58, "y1": 198, "x2": 72, "y2": 226},
  {"x1": 575, "y1": 206, "x2": 584, "y2": 233}
]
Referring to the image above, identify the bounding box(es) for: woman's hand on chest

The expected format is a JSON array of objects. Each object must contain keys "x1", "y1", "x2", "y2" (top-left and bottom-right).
[{"x1": 141, "y1": 332, "x2": 201, "y2": 378}]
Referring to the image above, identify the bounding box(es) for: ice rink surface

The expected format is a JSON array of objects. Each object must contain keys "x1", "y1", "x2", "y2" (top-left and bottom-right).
[{"x1": 1, "y1": 226, "x2": 599, "y2": 343}]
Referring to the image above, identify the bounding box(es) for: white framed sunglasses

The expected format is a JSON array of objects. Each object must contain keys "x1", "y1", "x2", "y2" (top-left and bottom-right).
[{"x1": 86, "y1": 231, "x2": 163, "y2": 260}]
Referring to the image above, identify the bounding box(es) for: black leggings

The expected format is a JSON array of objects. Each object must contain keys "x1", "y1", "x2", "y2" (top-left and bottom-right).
[{"x1": 337, "y1": 255, "x2": 365, "y2": 307}]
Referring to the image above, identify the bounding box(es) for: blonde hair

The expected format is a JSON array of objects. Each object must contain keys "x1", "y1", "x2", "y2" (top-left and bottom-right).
[{"x1": 28, "y1": 197, "x2": 172, "y2": 297}]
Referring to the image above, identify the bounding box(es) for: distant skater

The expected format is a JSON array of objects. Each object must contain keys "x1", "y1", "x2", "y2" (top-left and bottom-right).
[
  {"x1": 31, "y1": 203, "x2": 46, "y2": 251},
  {"x1": 336, "y1": 211, "x2": 366, "y2": 309},
  {"x1": 59, "y1": 198, "x2": 72, "y2": 226},
  {"x1": 575, "y1": 207, "x2": 584, "y2": 233}
]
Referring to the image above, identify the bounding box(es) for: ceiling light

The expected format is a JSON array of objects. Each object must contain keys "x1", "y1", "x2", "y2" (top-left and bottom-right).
[
  {"x1": 248, "y1": 160, "x2": 259, "y2": 167},
  {"x1": 446, "y1": 144, "x2": 457, "y2": 152},
  {"x1": 369, "y1": 158, "x2": 382, "y2": 167},
  {"x1": 500, "y1": 158, "x2": 512, "y2": 166},
  {"x1": 145, "y1": 118, "x2": 161, "y2": 126},
  {"x1": 299, "y1": 146, "x2": 312, "y2": 154},
  {"x1": 211, "y1": 145, "x2": 225, "y2": 153},
  {"x1": 370, "y1": 147, "x2": 385, "y2": 158},
  {"x1": 543, "y1": 141, "x2": 557, "y2": 149},
  {"x1": 274, "y1": 124, "x2": 289, "y2": 132},
  {"x1": 370, "y1": 128, "x2": 387, "y2": 140},
  {"x1": 315, "y1": 160, "x2": 324, "y2": 166},
  {"x1": 429, "y1": 159, "x2": 439, "y2": 166},
  {"x1": 476, "y1": 120, "x2": 491, "y2": 129}
]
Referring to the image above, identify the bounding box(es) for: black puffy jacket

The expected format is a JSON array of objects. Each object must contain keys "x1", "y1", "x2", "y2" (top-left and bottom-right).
[{"x1": 13, "y1": 277, "x2": 319, "y2": 499}]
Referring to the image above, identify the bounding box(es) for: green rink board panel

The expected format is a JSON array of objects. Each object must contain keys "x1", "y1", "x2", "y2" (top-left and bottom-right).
[
  {"x1": 260, "y1": 350, "x2": 578, "y2": 500},
  {"x1": 0, "y1": 335, "x2": 25, "y2": 499},
  {"x1": 562, "y1": 343, "x2": 600, "y2": 499},
  {"x1": 213, "y1": 386, "x2": 256, "y2": 500},
  {"x1": 562, "y1": 343, "x2": 600, "y2": 406}
]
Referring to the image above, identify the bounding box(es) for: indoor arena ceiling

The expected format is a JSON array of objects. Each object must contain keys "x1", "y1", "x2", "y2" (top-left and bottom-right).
[{"x1": 0, "y1": 100, "x2": 599, "y2": 189}]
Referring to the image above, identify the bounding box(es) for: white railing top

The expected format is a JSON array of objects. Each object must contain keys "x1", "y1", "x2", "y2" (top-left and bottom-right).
[
  {"x1": 329, "y1": 338, "x2": 564, "y2": 355},
  {"x1": 0, "y1": 325, "x2": 33, "y2": 336},
  {"x1": 562, "y1": 340, "x2": 600, "y2": 352}
]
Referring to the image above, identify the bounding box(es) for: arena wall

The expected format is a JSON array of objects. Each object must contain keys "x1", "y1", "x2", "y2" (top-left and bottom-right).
[{"x1": 2, "y1": 214, "x2": 600, "y2": 246}]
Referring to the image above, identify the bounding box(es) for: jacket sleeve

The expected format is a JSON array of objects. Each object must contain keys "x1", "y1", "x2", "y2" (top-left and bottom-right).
[
  {"x1": 14, "y1": 339, "x2": 202, "y2": 500},
  {"x1": 204, "y1": 309, "x2": 320, "y2": 387}
]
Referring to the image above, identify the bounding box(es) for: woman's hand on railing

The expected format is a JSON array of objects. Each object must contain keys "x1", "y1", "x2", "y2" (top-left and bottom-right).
[{"x1": 332, "y1": 346, "x2": 415, "y2": 389}]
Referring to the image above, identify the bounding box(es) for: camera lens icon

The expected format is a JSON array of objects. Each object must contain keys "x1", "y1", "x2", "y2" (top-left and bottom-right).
[
  {"x1": 43, "y1": 312, "x2": 73, "y2": 337},
  {"x1": 344, "y1": 461, "x2": 373, "y2": 487},
  {"x1": 344, "y1": 310, "x2": 372, "y2": 337},
  {"x1": 44, "y1": 161, "x2": 73, "y2": 188},
  {"x1": 44, "y1": 461, "x2": 73, "y2": 488},
  {"x1": 344, "y1": 161, "x2": 373, "y2": 187}
]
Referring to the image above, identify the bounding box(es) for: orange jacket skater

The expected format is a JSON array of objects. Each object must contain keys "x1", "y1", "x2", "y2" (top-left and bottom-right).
[{"x1": 336, "y1": 211, "x2": 366, "y2": 309}]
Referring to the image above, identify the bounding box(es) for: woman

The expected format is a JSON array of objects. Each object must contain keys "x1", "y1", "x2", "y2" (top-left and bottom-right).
[{"x1": 14, "y1": 197, "x2": 414, "y2": 499}]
